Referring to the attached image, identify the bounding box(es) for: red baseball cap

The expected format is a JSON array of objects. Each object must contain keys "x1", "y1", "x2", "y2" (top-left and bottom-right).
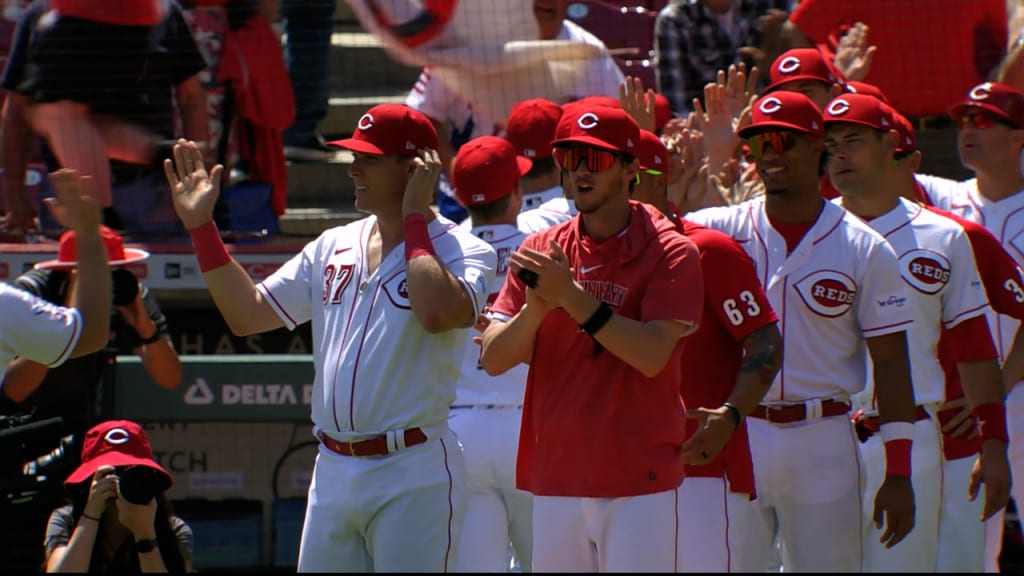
[
  {"x1": 65, "y1": 420, "x2": 172, "y2": 492},
  {"x1": 552, "y1": 107, "x2": 641, "y2": 156},
  {"x1": 764, "y1": 48, "x2": 844, "y2": 94},
  {"x1": 638, "y1": 129, "x2": 668, "y2": 172},
  {"x1": 845, "y1": 81, "x2": 889, "y2": 103},
  {"x1": 738, "y1": 92, "x2": 825, "y2": 139},
  {"x1": 35, "y1": 225, "x2": 149, "y2": 270},
  {"x1": 452, "y1": 136, "x2": 532, "y2": 206},
  {"x1": 823, "y1": 94, "x2": 894, "y2": 132},
  {"x1": 328, "y1": 104, "x2": 439, "y2": 156},
  {"x1": 891, "y1": 112, "x2": 917, "y2": 153},
  {"x1": 653, "y1": 93, "x2": 672, "y2": 133},
  {"x1": 505, "y1": 98, "x2": 563, "y2": 159},
  {"x1": 950, "y1": 82, "x2": 1024, "y2": 129}
]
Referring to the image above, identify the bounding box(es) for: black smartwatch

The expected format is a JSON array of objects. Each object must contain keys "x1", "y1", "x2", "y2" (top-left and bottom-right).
[{"x1": 135, "y1": 538, "x2": 159, "y2": 554}]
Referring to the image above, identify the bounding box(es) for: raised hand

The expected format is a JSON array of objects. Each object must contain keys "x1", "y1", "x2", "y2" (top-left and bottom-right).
[
  {"x1": 619, "y1": 76, "x2": 657, "y2": 132},
  {"x1": 834, "y1": 22, "x2": 876, "y2": 82},
  {"x1": 163, "y1": 139, "x2": 223, "y2": 230},
  {"x1": 44, "y1": 169, "x2": 102, "y2": 234},
  {"x1": 721, "y1": 63, "x2": 760, "y2": 120},
  {"x1": 404, "y1": 148, "x2": 442, "y2": 217}
]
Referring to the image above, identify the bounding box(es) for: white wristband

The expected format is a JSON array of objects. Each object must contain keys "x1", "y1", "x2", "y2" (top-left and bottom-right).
[{"x1": 879, "y1": 421, "x2": 914, "y2": 443}]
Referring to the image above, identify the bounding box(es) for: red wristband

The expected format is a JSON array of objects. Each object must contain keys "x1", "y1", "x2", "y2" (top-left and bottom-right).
[
  {"x1": 884, "y1": 439, "x2": 913, "y2": 477},
  {"x1": 189, "y1": 220, "x2": 232, "y2": 273},
  {"x1": 403, "y1": 213, "x2": 436, "y2": 261},
  {"x1": 973, "y1": 402, "x2": 1009, "y2": 443}
]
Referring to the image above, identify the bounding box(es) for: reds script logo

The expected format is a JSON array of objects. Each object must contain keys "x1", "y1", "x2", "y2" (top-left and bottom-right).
[
  {"x1": 383, "y1": 273, "x2": 412, "y2": 309},
  {"x1": 794, "y1": 270, "x2": 857, "y2": 317},
  {"x1": 899, "y1": 249, "x2": 951, "y2": 294},
  {"x1": 758, "y1": 97, "x2": 783, "y2": 115}
]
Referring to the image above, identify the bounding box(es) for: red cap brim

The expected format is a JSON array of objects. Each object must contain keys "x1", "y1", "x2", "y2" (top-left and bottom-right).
[
  {"x1": 34, "y1": 249, "x2": 150, "y2": 271},
  {"x1": 326, "y1": 138, "x2": 385, "y2": 155},
  {"x1": 550, "y1": 136, "x2": 620, "y2": 152},
  {"x1": 949, "y1": 102, "x2": 1018, "y2": 127},
  {"x1": 64, "y1": 452, "x2": 172, "y2": 491},
  {"x1": 738, "y1": 121, "x2": 819, "y2": 139},
  {"x1": 516, "y1": 156, "x2": 533, "y2": 176},
  {"x1": 763, "y1": 75, "x2": 833, "y2": 95}
]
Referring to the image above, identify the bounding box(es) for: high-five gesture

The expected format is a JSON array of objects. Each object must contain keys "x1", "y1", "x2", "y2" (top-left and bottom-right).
[
  {"x1": 45, "y1": 169, "x2": 103, "y2": 234},
  {"x1": 163, "y1": 139, "x2": 223, "y2": 230},
  {"x1": 619, "y1": 76, "x2": 657, "y2": 133}
]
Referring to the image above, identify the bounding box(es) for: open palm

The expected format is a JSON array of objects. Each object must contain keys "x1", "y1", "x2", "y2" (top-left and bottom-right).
[{"x1": 163, "y1": 139, "x2": 223, "y2": 230}]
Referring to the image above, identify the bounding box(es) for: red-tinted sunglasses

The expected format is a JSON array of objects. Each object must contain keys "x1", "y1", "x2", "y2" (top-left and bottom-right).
[
  {"x1": 957, "y1": 112, "x2": 1013, "y2": 130},
  {"x1": 746, "y1": 131, "x2": 811, "y2": 159},
  {"x1": 553, "y1": 146, "x2": 619, "y2": 172}
]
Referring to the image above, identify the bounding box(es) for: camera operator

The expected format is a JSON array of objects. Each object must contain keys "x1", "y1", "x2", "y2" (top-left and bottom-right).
[
  {"x1": 0, "y1": 223, "x2": 183, "y2": 467},
  {"x1": 0, "y1": 169, "x2": 111, "y2": 388},
  {"x1": 44, "y1": 419, "x2": 193, "y2": 573}
]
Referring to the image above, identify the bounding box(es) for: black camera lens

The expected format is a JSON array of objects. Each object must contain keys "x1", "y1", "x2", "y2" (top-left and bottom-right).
[
  {"x1": 516, "y1": 268, "x2": 539, "y2": 289},
  {"x1": 111, "y1": 268, "x2": 139, "y2": 306},
  {"x1": 118, "y1": 465, "x2": 167, "y2": 505}
]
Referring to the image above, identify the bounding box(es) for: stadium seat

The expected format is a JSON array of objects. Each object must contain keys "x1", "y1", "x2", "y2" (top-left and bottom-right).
[{"x1": 566, "y1": 1, "x2": 657, "y2": 59}]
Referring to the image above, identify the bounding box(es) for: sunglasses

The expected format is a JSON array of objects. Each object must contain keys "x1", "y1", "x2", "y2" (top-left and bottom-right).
[
  {"x1": 553, "y1": 147, "x2": 620, "y2": 172},
  {"x1": 746, "y1": 131, "x2": 811, "y2": 159},
  {"x1": 957, "y1": 113, "x2": 1015, "y2": 130}
]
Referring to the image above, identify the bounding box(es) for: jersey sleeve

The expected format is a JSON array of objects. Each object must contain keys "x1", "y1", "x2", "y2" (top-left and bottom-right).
[
  {"x1": 256, "y1": 241, "x2": 317, "y2": 331},
  {"x1": 856, "y1": 239, "x2": 914, "y2": 337},
  {"x1": 946, "y1": 314, "x2": 999, "y2": 364},
  {"x1": 942, "y1": 229, "x2": 991, "y2": 328},
  {"x1": 788, "y1": 0, "x2": 849, "y2": 44},
  {"x1": 405, "y1": 67, "x2": 455, "y2": 123},
  {"x1": 0, "y1": 284, "x2": 81, "y2": 368},
  {"x1": 967, "y1": 223, "x2": 1024, "y2": 320},
  {"x1": 697, "y1": 230, "x2": 778, "y2": 341},
  {"x1": 683, "y1": 205, "x2": 742, "y2": 237},
  {"x1": 489, "y1": 234, "x2": 541, "y2": 321},
  {"x1": 914, "y1": 174, "x2": 962, "y2": 211},
  {"x1": 641, "y1": 232, "x2": 703, "y2": 330},
  {"x1": 441, "y1": 234, "x2": 498, "y2": 321}
]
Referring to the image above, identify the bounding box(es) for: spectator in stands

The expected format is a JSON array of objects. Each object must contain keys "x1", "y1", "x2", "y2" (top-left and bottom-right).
[
  {"x1": 277, "y1": 0, "x2": 337, "y2": 162},
  {"x1": 1, "y1": 0, "x2": 209, "y2": 235},
  {"x1": 0, "y1": 225, "x2": 182, "y2": 481},
  {"x1": 781, "y1": 0, "x2": 1008, "y2": 180},
  {"x1": 406, "y1": 0, "x2": 624, "y2": 223},
  {"x1": 654, "y1": 0, "x2": 789, "y2": 115},
  {"x1": 44, "y1": 419, "x2": 193, "y2": 573}
]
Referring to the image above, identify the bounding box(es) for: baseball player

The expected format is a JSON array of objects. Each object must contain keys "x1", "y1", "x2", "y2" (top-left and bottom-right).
[
  {"x1": 685, "y1": 91, "x2": 918, "y2": 572},
  {"x1": 884, "y1": 105, "x2": 1024, "y2": 572},
  {"x1": 823, "y1": 93, "x2": 1011, "y2": 571},
  {"x1": 446, "y1": 135, "x2": 534, "y2": 572},
  {"x1": 0, "y1": 169, "x2": 110, "y2": 386},
  {"x1": 912, "y1": 81, "x2": 1024, "y2": 572},
  {"x1": 480, "y1": 106, "x2": 704, "y2": 572},
  {"x1": 631, "y1": 128, "x2": 783, "y2": 572},
  {"x1": 161, "y1": 104, "x2": 498, "y2": 572}
]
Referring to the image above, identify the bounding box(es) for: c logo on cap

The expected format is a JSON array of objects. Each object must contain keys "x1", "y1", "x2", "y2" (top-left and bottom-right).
[
  {"x1": 357, "y1": 114, "x2": 375, "y2": 130},
  {"x1": 759, "y1": 97, "x2": 783, "y2": 114},
  {"x1": 104, "y1": 428, "x2": 131, "y2": 445},
  {"x1": 970, "y1": 83, "x2": 993, "y2": 101},
  {"x1": 778, "y1": 56, "x2": 801, "y2": 74},
  {"x1": 577, "y1": 113, "x2": 600, "y2": 130},
  {"x1": 827, "y1": 99, "x2": 850, "y2": 116}
]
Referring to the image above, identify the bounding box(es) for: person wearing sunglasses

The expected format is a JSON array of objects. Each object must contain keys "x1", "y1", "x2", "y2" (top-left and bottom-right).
[
  {"x1": 480, "y1": 106, "x2": 704, "y2": 572},
  {"x1": 632, "y1": 128, "x2": 782, "y2": 571},
  {"x1": 824, "y1": 92, "x2": 1011, "y2": 572},
  {"x1": 686, "y1": 90, "x2": 918, "y2": 572},
  {"x1": 914, "y1": 81, "x2": 1024, "y2": 573}
]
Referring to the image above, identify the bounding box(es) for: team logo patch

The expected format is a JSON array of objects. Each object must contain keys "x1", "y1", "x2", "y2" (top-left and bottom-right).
[
  {"x1": 357, "y1": 113, "x2": 374, "y2": 130},
  {"x1": 577, "y1": 112, "x2": 599, "y2": 129},
  {"x1": 970, "y1": 83, "x2": 993, "y2": 101},
  {"x1": 899, "y1": 249, "x2": 951, "y2": 294},
  {"x1": 383, "y1": 274, "x2": 412, "y2": 309},
  {"x1": 104, "y1": 428, "x2": 131, "y2": 445},
  {"x1": 778, "y1": 56, "x2": 801, "y2": 74},
  {"x1": 794, "y1": 270, "x2": 857, "y2": 317},
  {"x1": 826, "y1": 99, "x2": 850, "y2": 116},
  {"x1": 759, "y1": 97, "x2": 783, "y2": 115}
]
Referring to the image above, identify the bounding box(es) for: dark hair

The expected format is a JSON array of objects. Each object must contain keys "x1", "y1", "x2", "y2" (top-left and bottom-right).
[
  {"x1": 467, "y1": 193, "x2": 514, "y2": 221},
  {"x1": 525, "y1": 157, "x2": 557, "y2": 179},
  {"x1": 64, "y1": 489, "x2": 189, "y2": 574}
]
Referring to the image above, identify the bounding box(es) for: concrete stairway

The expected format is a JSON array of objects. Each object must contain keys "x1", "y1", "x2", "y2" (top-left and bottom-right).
[{"x1": 277, "y1": 2, "x2": 420, "y2": 237}]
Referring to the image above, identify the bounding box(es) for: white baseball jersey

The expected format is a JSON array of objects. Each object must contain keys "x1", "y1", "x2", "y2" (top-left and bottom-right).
[
  {"x1": 688, "y1": 197, "x2": 913, "y2": 402},
  {"x1": 456, "y1": 224, "x2": 529, "y2": 406},
  {"x1": 0, "y1": 283, "x2": 81, "y2": 385},
  {"x1": 517, "y1": 194, "x2": 576, "y2": 234},
  {"x1": 257, "y1": 215, "x2": 497, "y2": 436},
  {"x1": 405, "y1": 19, "x2": 625, "y2": 133},
  {"x1": 838, "y1": 197, "x2": 990, "y2": 408},
  {"x1": 918, "y1": 175, "x2": 1024, "y2": 361},
  {"x1": 458, "y1": 185, "x2": 567, "y2": 231}
]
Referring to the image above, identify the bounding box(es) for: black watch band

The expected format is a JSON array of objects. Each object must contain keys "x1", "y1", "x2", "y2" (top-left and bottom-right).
[
  {"x1": 139, "y1": 329, "x2": 162, "y2": 345},
  {"x1": 135, "y1": 538, "x2": 158, "y2": 553}
]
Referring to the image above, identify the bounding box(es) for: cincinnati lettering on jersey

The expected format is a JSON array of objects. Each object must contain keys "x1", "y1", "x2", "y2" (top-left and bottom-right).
[
  {"x1": 899, "y1": 249, "x2": 951, "y2": 295},
  {"x1": 794, "y1": 270, "x2": 857, "y2": 317},
  {"x1": 579, "y1": 280, "x2": 627, "y2": 307}
]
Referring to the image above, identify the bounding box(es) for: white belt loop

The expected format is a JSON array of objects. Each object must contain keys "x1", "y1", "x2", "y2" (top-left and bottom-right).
[
  {"x1": 806, "y1": 398, "x2": 823, "y2": 421},
  {"x1": 395, "y1": 428, "x2": 408, "y2": 452},
  {"x1": 385, "y1": 430, "x2": 399, "y2": 454}
]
